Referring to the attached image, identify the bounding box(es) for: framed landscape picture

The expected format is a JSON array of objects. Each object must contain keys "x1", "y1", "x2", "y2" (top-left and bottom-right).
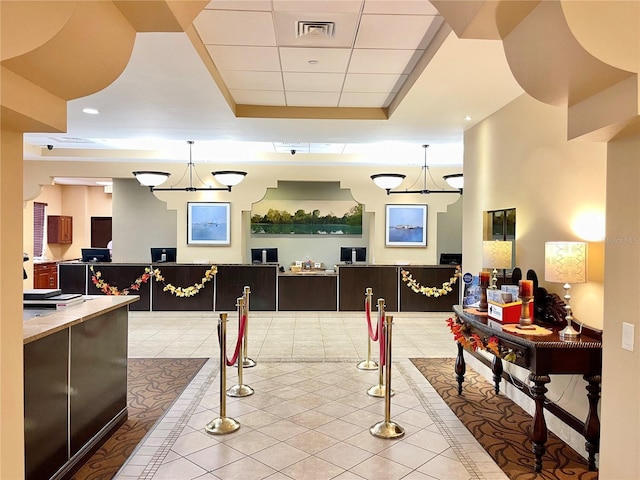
[
  {"x1": 385, "y1": 204, "x2": 428, "y2": 247},
  {"x1": 187, "y1": 202, "x2": 230, "y2": 245}
]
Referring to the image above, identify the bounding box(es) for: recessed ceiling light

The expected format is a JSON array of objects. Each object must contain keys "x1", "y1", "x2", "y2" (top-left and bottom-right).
[
  {"x1": 308, "y1": 59, "x2": 319, "y2": 65},
  {"x1": 464, "y1": 115, "x2": 472, "y2": 121},
  {"x1": 82, "y1": 108, "x2": 100, "y2": 115}
]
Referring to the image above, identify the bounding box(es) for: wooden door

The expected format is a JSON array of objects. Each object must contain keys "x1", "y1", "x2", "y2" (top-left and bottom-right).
[{"x1": 91, "y1": 217, "x2": 112, "y2": 248}]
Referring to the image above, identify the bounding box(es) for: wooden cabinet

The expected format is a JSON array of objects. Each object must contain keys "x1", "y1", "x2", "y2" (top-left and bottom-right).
[
  {"x1": 33, "y1": 262, "x2": 58, "y2": 289},
  {"x1": 48, "y1": 215, "x2": 73, "y2": 244}
]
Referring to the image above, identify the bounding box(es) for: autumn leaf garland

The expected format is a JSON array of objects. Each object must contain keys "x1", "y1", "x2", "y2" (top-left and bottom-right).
[
  {"x1": 401, "y1": 266, "x2": 461, "y2": 297},
  {"x1": 446, "y1": 316, "x2": 516, "y2": 362},
  {"x1": 90, "y1": 265, "x2": 217, "y2": 297}
]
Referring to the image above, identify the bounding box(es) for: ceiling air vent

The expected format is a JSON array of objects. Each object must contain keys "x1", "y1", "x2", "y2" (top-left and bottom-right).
[{"x1": 296, "y1": 21, "x2": 335, "y2": 39}]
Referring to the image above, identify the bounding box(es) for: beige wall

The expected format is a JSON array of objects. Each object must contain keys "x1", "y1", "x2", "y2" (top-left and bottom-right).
[
  {"x1": 24, "y1": 159, "x2": 463, "y2": 267},
  {"x1": 463, "y1": 93, "x2": 607, "y2": 457},
  {"x1": 599, "y1": 135, "x2": 640, "y2": 479},
  {"x1": 22, "y1": 184, "x2": 112, "y2": 286}
]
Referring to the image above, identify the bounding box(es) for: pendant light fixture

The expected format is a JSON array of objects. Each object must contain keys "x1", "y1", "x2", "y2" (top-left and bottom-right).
[
  {"x1": 133, "y1": 141, "x2": 247, "y2": 192},
  {"x1": 370, "y1": 145, "x2": 463, "y2": 195}
]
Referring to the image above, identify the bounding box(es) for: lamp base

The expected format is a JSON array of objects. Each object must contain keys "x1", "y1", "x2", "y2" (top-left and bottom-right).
[{"x1": 559, "y1": 324, "x2": 581, "y2": 340}]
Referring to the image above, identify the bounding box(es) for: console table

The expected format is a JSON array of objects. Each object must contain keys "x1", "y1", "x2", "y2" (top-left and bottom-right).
[{"x1": 452, "y1": 305, "x2": 602, "y2": 472}]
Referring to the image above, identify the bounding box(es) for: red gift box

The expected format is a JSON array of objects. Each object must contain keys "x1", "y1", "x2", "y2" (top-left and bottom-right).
[{"x1": 488, "y1": 300, "x2": 533, "y2": 324}]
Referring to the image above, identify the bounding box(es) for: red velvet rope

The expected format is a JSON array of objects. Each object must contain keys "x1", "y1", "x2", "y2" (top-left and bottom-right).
[
  {"x1": 217, "y1": 313, "x2": 248, "y2": 366},
  {"x1": 379, "y1": 313, "x2": 386, "y2": 367},
  {"x1": 365, "y1": 298, "x2": 379, "y2": 341}
]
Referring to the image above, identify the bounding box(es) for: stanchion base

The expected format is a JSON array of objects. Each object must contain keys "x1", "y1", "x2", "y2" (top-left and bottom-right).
[
  {"x1": 205, "y1": 416, "x2": 240, "y2": 435},
  {"x1": 370, "y1": 420, "x2": 405, "y2": 439},
  {"x1": 367, "y1": 384, "x2": 394, "y2": 398},
  {"x1": 357, "y1": 360, "x2": 379, "y2": 370},
  {"x1": 235, "y1": 358, "x2": 257, "y2": 368},
  {"x1": 227, "y1": 384, "x2": 254, "y2": 397}
]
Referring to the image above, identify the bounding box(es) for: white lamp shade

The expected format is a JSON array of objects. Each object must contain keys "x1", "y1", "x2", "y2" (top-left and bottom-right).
[
  {"x1": 370, "y1": 173, "x2": 406, "y2": 190},
  {"x1": 133, "y1": 171, "x2": 170, "y2": 187},
  {"x1": 544, "y1": 241, "x2": 587, "y2": 284},
  {"x1": 212, "y1": 170, "x2": 247, "y2": 187},
  {"x1": 444, "y1": 173, "x2": 464, "y2": 189},
  {"x1": 482, "y1": 240, "x2": 513, "y2": 269}
]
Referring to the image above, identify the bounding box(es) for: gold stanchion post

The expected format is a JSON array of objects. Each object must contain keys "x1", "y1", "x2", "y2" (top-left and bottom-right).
[
  {"x1": 205, "y1": 313, "x2": 240, "y2": 435},
  {"x1": 367, "y1": 298, "x2": 394, "y2": 398},
  {"x1": 370, "y1": 315, "x2": 405, "y2": 439},
  {"x1": 357, "y1": 287, "x2": 379, "y2": 370},
  {"x1": 241, "y1": 285, "x2": 256, "y2": 368},
  {"x1": 227, "y1": 297, "x2": 254, "y2": 397}
]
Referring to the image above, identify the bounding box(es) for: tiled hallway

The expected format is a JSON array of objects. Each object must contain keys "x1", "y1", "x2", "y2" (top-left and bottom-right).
[{"x1": 115, "y1": 311, "x2": 508, "y2": 480}]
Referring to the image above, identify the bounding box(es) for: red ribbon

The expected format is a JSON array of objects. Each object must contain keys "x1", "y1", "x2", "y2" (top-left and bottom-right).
[
  {"x1": 379, "y1": 313, "x2": 386, "y2": 367},
  {"x1": 365, "y1": 298, "x2": 379, "y2": 341},
  {"x1": 217, "y1": 313, "x2": 248, "y2": 366}
]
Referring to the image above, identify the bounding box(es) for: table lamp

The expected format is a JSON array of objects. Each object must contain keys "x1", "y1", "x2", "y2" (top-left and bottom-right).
[
  {"x1": 482, "y1": 240, "x2": 513, "y2": 289},
  {"x1": 544, "y1": 241, "x2": 587, "y2": 340}
]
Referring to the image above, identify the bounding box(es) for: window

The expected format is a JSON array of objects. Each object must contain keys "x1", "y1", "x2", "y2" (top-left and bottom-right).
[{"x1": 33, "y1": 202, "x2": 47, "y2": 258}]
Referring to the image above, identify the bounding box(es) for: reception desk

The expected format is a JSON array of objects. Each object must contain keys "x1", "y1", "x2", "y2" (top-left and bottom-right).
[
  {"x1": 24, "y1": 295, "x2": 137, "y2": 480},
  {"x1": 58, "y1": 262, "x2": 459, "y2": 313}
]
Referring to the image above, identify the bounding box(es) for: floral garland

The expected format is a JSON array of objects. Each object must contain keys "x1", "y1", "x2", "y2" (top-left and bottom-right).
[
  {"x1": 401, "y1": 265, "x2": 461, "y2": 297},
  {"x1": 446, "y1": 316, "x2": 516, "y2": 362},
  {"x1": 90, "y1": 265, "x2": 217, "y2": 297}
]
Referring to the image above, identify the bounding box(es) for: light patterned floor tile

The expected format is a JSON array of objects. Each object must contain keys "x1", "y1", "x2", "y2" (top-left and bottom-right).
[{"x1": 115, "y1": 312, "x2": 507, "y2": 480}]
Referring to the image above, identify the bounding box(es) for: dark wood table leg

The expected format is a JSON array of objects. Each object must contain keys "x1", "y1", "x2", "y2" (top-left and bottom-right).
[
  {"x1": 455, "y1": 342, "x2": 466, "y2": 395},
  {"x1": 529, "y1": 374, "x2": 551, "y2": 472},
  {"x1": 583, "y1": 374, "x2": 601, "y2": 471},
  {"x1": 491, "y1": 355, "x2": 503, "y2": 394}
]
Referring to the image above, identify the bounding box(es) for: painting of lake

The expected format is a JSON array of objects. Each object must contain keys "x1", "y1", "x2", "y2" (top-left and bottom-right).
[
  {"x1": 251, "y1": 200, "x2": 362, "y2": 236},
  {"x1": 386, "y1": 204, "x2": 427, "y2": 246}
]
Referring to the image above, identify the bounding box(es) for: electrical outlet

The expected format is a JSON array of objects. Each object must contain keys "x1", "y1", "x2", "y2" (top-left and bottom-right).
[{"x1": 622, "y1": 322, "x2": 634, "y2": 352}]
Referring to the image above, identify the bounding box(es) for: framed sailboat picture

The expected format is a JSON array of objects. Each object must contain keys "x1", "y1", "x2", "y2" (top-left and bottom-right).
[
  {"x1": 187, "y1": 202, "x2": 230, "y2": 245},
  {"x1": 385, "y1": 204, "x2": 428, "y2": 247}
]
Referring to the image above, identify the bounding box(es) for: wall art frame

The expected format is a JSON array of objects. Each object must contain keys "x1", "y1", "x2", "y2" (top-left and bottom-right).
[
  {"x1": 187, "y1": 202, "x2": 230, "y2": 245},
  {"x1": 385, "y1": 204, "x2": 428, "y2": 247}
]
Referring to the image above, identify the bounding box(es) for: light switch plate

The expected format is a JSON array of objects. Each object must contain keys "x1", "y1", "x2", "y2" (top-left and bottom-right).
[{"x1": 622, "y1": 322, "x2": 634, "y2": 352}]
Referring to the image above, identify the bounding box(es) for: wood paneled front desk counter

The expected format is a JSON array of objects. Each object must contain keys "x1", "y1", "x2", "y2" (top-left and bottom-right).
[
  {"x1": 24, "y1": 296, "x2": 137, "y2": 480},
  {"x1": 59, "y1": 262, "x2": 460, "y2": 313}
]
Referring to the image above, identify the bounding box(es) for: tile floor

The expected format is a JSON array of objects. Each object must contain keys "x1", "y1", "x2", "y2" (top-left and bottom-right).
[{"x1": 116, "y1": 310, "x2": 509, "y2": 480}]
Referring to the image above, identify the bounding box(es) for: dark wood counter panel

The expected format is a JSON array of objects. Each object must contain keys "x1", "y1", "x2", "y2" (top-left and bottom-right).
[
  {"x1": 338, "y1": 265, "x2": 398, "y2": 311},
  {"x1": 24, "y1": 296, "x2": 135, "y2": 480},
  {"x1": 278, "y1": 273, "x2": 337, "y2": 311},
  {"x1": 399, "y1": 265, "x2": 460, "y2": 312},
  {"x1": 58, "y1": 263, "x2": 459, "y2": 313},
  {"x1": 215, "y1": 265, "x2": 277, "y2": 311}
]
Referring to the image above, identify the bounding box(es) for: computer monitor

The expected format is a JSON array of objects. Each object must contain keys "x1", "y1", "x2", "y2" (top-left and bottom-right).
[
  {"x1": 439, "y1": 253, "x2": 462, "y2": 265},
  {"x1": 81, "y1": 248, "x2": 112, "y2": 263},
  {"x1": 251, "y1": 248, "x2": 278, "y2": 264},
  {"x1": 340, "y1": 247, "x2": 367, "y2": 264},
  {"x1": 151, "y1": 247, "x2": 177, "y2": 263}
]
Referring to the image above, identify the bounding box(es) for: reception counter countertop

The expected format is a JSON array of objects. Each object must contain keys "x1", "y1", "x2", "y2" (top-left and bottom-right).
[{"x1": 23, "y1": 295, "x2": 138, "y2": 344}]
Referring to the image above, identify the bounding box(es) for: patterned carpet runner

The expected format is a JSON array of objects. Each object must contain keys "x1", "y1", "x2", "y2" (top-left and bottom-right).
[
  {"x1": 411, "y1": 358, "x2": 598, "y2": 480},
  {"x1": 71, "y1": 358, "x2": 207, "y2": 480}
]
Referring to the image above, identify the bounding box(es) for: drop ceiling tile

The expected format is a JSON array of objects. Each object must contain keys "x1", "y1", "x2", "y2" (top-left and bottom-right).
[
  {"x1": 279, "y1": 47, "x2": 351, "y2": 73},
  {"x1": 230, "y1": 89, "x2": 286, "y2": 106},
  {"x1": 221, "y1": 71, "x2": 284, "y2": 90},
  {"x1": 206, "y1": 46, "x2": 280, "y2": 71},
  {"x1": 273, "y1": 11, "x2": 360, "y2": 48},
  {"x1": 339, "y1": 92, "x2": 393, "y2": 108},
  {"x1": 273, "y1": 0, "x2": 363, "y2": 13},
  {"x1": 205, "y1": 0, "x2": 273, "y2": 11},
  {"x1": 194, "y1": 10, "x2": 276, "y2": 46},
  {"x1": 355, "y1": 14, "x2": 436, "y2": 49},
  {"x1": 285, "y1": 91, "x2": 340, "y2": 107},
  {"x1": 283, "y1": 72, "x2": 345, "y2": 92},
  {"x1": 343, "y1": 73, "x2": 406, "y2": 93},
  {"x1": 349, "y1": 49, "x2": 421, "y2": 74},
  {"x1": 363, "y1": 0, "x2": 438, "y2": 15}
]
